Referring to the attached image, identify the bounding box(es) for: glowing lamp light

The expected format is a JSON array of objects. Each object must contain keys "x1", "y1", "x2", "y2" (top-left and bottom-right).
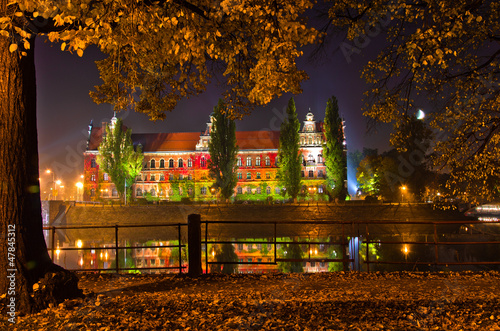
[
  {"x1": 76, "y1": 239, "x2": 83, "y2": 249},
  {"x1": 76, "y1": 182, "x2": 83, "y2": 189},
  {"x1": 79, "y1": 258, "x2": 84, "y2": 267},
  {"x1": 56, "y1": 180, "x2": 62, "y2": 185}
]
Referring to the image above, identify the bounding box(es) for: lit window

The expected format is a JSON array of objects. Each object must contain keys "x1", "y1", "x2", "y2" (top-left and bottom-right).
[
  {"x1": 275, "y1": 187, "x2": 280, "y2": 194},
  {"x1": 247, "y1": 173, "x2": 251, "y2": 180},
  {"x1": 237, "y1": 173, "x2": 242, "y2": 179},
  {"x1": 169, "y1": 159, "x2": 174, "y2": 168},
  {"x1": 187, "y1": 158, "x2": 192, "y2": 167},
  {"x1": 237, "y1": 158, "x2": 242, "y2": 166},
  {"x1": 256, "y1": 157, "x2": 261, "y2": 166},
  {"x1": 178, "y1": 159, "x2": 183, "y2": 168},
  {"x1": 160, "y1": 159, "x2": 165, "y2": 168},
  {"x1": 256, "y1": 172, "x2": 261, "y2": 179},
  {"x1": 201, "y1": 187, "x2": 207, "y2": 195},
  {"x1": 246, "y1": 157, "x2": 252, "y2": 167},
  {"x1": 151, "y1": 159, "x2": 156, "y2": 168},
  {"x1": 265, "y1": 156, "x2": 271, "y2": 166},
  {"x1": 308, "y1": 154, "x2": 314, "y2": 163},
  {"x1": 91, "y1": 174, "x2": 96, "y2": 182},
  {"x1": 318, "y1": 186, "x2": 324, "y2": 194},
  {"x1": 103, "y1": 173, "x2": 109, "y2": 181},
  {"x1": 112, "y1": 188, "x2": 118, "y2": 196},
  {"x1": 91, "y1": 159, "x2": 97, "y2": 168},
  {"x1": 318, "y1": 155, "x2": 323, "y2": 164}
]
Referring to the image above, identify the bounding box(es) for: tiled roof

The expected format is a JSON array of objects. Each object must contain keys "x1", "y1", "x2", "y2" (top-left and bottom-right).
[
  {"x1": 235, "y1": 131, "x2": 280, "y2": 150},
  {"x1": 132, "y1": 132, "x2": 201, "y2": 152},
  {"x1": 87, "y1": 128, "x2": 281, "y2": 152}
]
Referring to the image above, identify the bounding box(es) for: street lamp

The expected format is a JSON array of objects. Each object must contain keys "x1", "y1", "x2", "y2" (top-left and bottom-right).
[
  {"x1": 46, "y1": 169, "x2": 55, "y2": 200},
  {"x1": 76, "y1": 182, "x2": 83, "y2": 201},
  {"x1": 400, "y1": 186, "x2": 407, "y2": 203}
]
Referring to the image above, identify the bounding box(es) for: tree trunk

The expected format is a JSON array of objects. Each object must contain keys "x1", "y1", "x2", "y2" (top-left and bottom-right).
[{"x1": 0, "y1": 28, "x2": 80, "y2": 315}]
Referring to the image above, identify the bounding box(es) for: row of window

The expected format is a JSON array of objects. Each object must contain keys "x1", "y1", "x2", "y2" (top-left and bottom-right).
[
  {"x1": 300, "y1": 135, "x2": 323, "y2": 145},
  {"x1": 91, "y1": 170, "x2": 325, "y2": 183},
  {"x1": 148, "y1": 158, "x2": 196, "y2": 169},
  {"x1": 236, "y1": 156, "x2": 274, "y2": 167}
]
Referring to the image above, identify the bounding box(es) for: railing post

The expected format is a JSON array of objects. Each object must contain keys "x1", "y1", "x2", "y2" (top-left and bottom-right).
[
  {"x1": 365, "y1": 224, "x2": 370, "y2": 273},
  {"x1": 115, "y1": 225, "x2": 119, "y2": 273},
  {"x1": 188, "y1": 214, "x2": 202, "y2": 277},
  {"x1": 178, "y1": 223, "x2": 182, "y2": 274},
  {"x1": 434, "y1": 223, "x2": 439, "y2": 270},
  {"x1": 51, "y1": 226, "x2": 56, "y2": 262}
]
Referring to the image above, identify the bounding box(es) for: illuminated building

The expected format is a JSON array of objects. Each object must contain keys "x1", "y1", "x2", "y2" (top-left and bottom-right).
[{"x1": 83, "y1": 112, "x2": 346, "y2": 201}]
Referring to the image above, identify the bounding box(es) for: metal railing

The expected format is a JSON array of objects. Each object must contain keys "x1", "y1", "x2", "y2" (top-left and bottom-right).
[
  {"x1": 44, "y1": 223, "x2": 187, "y2": 273},
  {"x1": 45, "y1": 218, "x2": 500, "y2": 274}
]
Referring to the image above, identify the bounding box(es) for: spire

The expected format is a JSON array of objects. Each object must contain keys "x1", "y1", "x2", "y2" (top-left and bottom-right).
[{"x1": 110, "y1": 111, "x2": 118, "y2": 130}]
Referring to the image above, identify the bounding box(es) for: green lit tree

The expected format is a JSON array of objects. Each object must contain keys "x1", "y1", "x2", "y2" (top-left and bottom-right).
[
  {"x1": 97, "y1": 117, "x2": 143, "y2": 203},
  {"x1": 323, "y1": 96, "x2": 347, "y2": 201},
  {"x1": 208, "y1": 99, "x2": 239, "y2": 202},
  {"x1": 277, "y1": 98, "x2": 302, "y2": 202}
]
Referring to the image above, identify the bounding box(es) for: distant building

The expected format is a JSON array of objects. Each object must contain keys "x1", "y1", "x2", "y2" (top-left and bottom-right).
[{"x1": 83, "y1": 112, "x2": 346, "y2": 201}]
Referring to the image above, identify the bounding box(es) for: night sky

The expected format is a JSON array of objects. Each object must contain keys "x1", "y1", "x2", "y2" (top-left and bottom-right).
[{"x1": 35, "y1": 33, "x2": 393, "y2": 195}]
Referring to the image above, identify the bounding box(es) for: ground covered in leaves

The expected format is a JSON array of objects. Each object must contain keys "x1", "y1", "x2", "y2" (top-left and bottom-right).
[{"x1": 3, "y1": 271, "x2": 500, "y2": 330}]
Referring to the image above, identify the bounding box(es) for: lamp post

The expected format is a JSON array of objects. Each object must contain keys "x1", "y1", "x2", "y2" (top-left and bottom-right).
[
  {"x1": 46, "y1": 169, "x2": 55, "y2": 200},
  {"x1": 400, "y1": 185, "x2": 407, "y2": 203},
  {"x1": 76, "y1": 182, "x2": 83, "y2": 202}
]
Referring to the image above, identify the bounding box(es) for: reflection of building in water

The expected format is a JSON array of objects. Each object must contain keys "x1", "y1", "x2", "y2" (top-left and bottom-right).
[{"x1": 83, "y1": 111, "x2": 347, "y2": 201}]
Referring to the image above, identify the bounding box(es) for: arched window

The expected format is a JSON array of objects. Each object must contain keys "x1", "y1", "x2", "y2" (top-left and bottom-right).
[
  {"x1": 90, "y1": 188, "x2": 95, "y2": 197},
  {"x1": 266, "y1": 186, "x2": 271, "y2": 195},
  {"x1": 309, "y1": 170, "x2": 314, "y2": 178},
  {"x1": 200, "y1": 187, "x2": 207, "y2": 195},
  {"x1": 308, "y1": 154, "x2": 314, "y2": 164},
  {"x1": 256, "y1": 172, "x2": 261, "y2": 179},
  {"x1": 112, "y1": 188, "x2": 118, "y2": 196},
  {"x1": 169, "y1": 159, "x2": 174, "y2": 168},
  {"x1": 265, "y1": 156, "x2": 271, "y2": 166},
  {"x1": 246, "y1": 156, "x2": 252, "y2": 166},
  {"x1": 178, "y1": 158, "x2": 183, "y2": 168},
  {"x1": 266, "y1": 172, "x2": 271, "y2": 179},
  {"x1": 201, "y1": 157, "x2": 206, "y2": 167},
  {"x1": 237, "y1": 158, "x2": 242, "y2": 167},
  {"x1": 136, "y1": 188, "x2": 142, "y2": 196},
  {"x1": 150, "y1": 188, "x2": 156, "y2": 196},
  {"x1": 246, "y1": 187, "x2": 252, "y2": 194},
  {"x1": 308, "y1": 137, "x2": 312, "y2": 145},
  {"x1": 187, "y1": 158, "x2": 192, "y2": 167},
  {"x1": 159, "y1": 159, "x2": 165, "y2": 168},
  {"x1": 275, "y1": 187, "x2": 280, "y2": 194},
  {"x1": 256, "y1": 187, "x2": 261, "y2": 194},
  {"x1": 318, "y1": 154, "x2": 323, "y2": 164},
  {"x1": 237, "y1": 173, "x2": 242, "y2": 179},
  {"x1": 150, "y1": 159, "x2": 156, "y2": 168},
  {"x1": 256, "y1": 157, "x2": 261, "y2": 166},
  {"x1": 90, "y1": 159, "x2": 97, "y2": 168},
  {"x1": 318, "y1": 186, "x2": 324, "y2": 194},
  {"x1": 160, "y1": 189, "x2": 164, "y2": 196},
  {"x1": 237, "y1": 187, "x2": 242, "y2": 194},
  {"x1": 246, "y1": 173, "x2": 251, "y2": 180}
]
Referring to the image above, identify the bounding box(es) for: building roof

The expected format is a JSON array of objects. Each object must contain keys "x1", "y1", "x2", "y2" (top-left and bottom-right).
[
  {"x1": 87, "y1": 127, "x2": 281, "y2": 152},
  {"x1": 132, "y1": 132, "x2": 201, "y2": 152},
  {"x1": 235, "y1": 131, "x2": 280, "y2": 150}
]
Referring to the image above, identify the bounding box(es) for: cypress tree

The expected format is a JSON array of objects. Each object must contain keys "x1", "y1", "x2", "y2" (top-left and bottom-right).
[
  {"x1": 278, "y1": 97, "x2": 302, "y2": 202},
  {"x1": 324, "y1": 96, "x2": 347, "y2": 201},
  {"x1": 208, "y1": 99, "x2": 239, "y2": 201}
]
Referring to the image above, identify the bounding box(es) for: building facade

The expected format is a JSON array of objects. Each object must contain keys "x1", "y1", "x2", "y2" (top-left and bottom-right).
[{"x1": 83, "y1": 112, "x2": 346, "y2": 202}]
